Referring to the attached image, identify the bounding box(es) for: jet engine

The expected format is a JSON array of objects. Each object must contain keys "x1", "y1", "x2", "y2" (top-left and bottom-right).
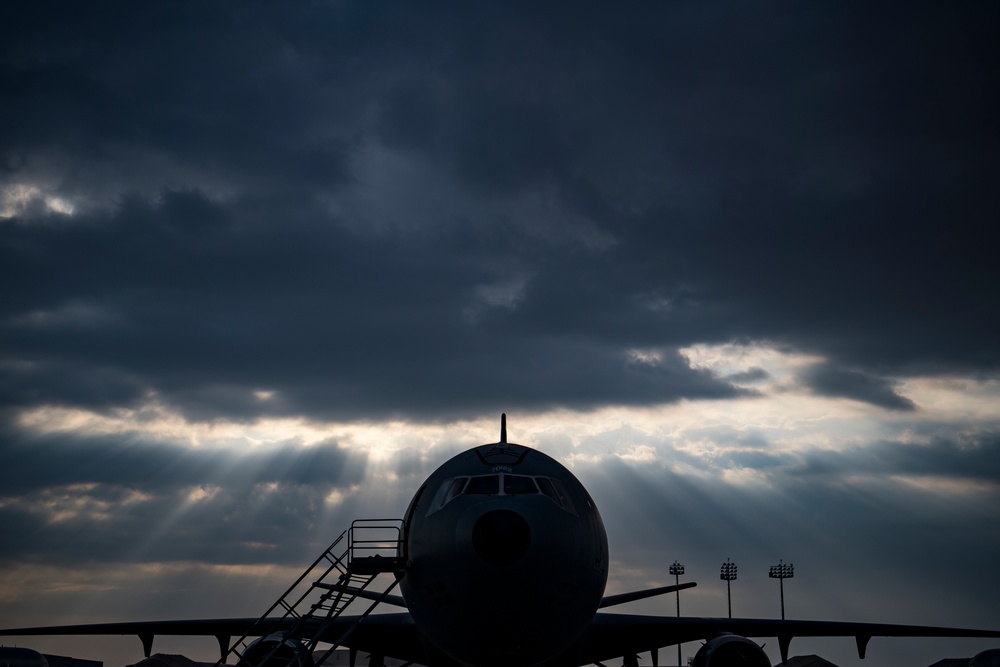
[
  {"x1": 971, "y1": 648, "x2": 1000, "y2": 667},
  {"x1": 692, "y1": 633, "x2": 771, "y2": 667},
  {"x1": 237, "y1": 634, "x2": 315, "y2": 667}
]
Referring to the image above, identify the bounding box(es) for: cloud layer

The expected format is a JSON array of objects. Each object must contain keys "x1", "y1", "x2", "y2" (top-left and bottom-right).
[{"x1": 2, "y1": 3, "x2": 999, "y2": 666}]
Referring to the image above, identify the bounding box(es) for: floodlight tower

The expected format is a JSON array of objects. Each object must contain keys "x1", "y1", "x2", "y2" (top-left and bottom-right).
[
  {"x1": 720, "y1": 558, "x2": 737, "y2": 618},
  {"x1": 669, "y1": 560, "x2": 685, "y2": 667},
  {"x1": 768, "y1": 560, "x2": 794, "y2": 620}
]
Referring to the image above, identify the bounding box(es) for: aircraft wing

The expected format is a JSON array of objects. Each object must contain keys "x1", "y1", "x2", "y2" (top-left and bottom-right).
[
  {"x1": 598, "y1": 583, "x2": 697, "y2": 609},
  {"x1": 582, "y1": 613, "x2": 1000, "y2": 663},
  {"x1": 6, "y1": 613, "x2": 1000, "y2": 665},
  {"x1": 0, "y1": 613, "x2": 428, "y2": 666}
]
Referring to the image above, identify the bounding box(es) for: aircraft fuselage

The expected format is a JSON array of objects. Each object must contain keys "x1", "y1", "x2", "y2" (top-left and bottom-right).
[{"x1": 399, "y1": 439, "x2": 609, "y2": 667}]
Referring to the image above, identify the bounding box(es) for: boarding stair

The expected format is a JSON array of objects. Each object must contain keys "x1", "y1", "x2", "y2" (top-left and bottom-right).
[{"x1": 218, "y1": 519, "x2": 406, "y2": 667}]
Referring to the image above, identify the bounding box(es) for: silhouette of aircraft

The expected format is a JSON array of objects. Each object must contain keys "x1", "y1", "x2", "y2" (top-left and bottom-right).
[{"x1": 3, "y1": 415, "x2": 999, "y2": 667}]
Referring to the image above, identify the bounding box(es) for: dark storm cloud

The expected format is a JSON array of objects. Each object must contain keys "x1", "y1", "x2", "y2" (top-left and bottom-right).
[
  {"x1": 0, "y1": 422, "x2": 368, "y2": 565},
  {"x1": 793, "y1": 434, "x2": 1000, "y2": 485},
  {"x1": 2, "y1": 2, "x2": 998, "y2": 422},
  {"x1": 0, "y1": 3, "x2": 355, "y2": 198},
  {"x1": 799, "y1": 362, "x2": 916, "y2": 411},
  {"x1": 725, "y1": 367, "x2": 770, "y2": 385},
  {"x1": 0, "y1": 422, "x2": 365, "y2": 495},
  {"x1": 0, "y1": 188, "x2": 746, "y2": 421}
]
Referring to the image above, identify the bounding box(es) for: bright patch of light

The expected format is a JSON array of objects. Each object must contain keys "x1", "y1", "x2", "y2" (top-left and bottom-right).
[
  {"x1": 185, "y1": 486, "x2": 221, "y2": 503},
  {"x1": 9, "y1": 350, "x2": 1000, "y2": 499},
  {"x1": 627, "y1": 348, "x2": 663, "y2": 365},
  {"x1": 719, "y1": 466, "x2": 774, "y2": 489},
  {"x1": 16, "y1": 403, "x2": 341, "y2": 449},
  {"x1": 889, "y1": 474, "x2": 1000, "y2": 495},
  {"x1": 895, "y1": 377, "x2": 1000, "y2": 425},
  {"x1": 328, "y1": 415, "x2": 505, "y2": 463},
  {"x1": 2, "y1": 484, "x2": 154, "y2": 524},
  {"x1": 615, "y1": 444, "x2": 658, "y2": 462},
  {"x1": 372, "y1": 469, "x2": 401, "y2": 483},
  {"x1": 254, "y1": 390, "x2": 276, "y2": 400},
  {"x1": 13, "y1": 401, "x2": 509, "y2": 468},
  {"x1": 680, "y1": 341, "x2": 823, "y2": 385},
  {"x1": 46, "y1": 196, "x2": 75, "y2": 214},
  {"x1": 1, "y1": 183, "x2": 76, "y2": 218}
]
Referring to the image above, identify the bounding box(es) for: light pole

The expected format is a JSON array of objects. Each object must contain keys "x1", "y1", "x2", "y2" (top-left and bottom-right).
[
  {"x1": 670, "y1": 560, "x2": 684, "y2": 666},
  {"x1": 768, "y1": 560, "x2": 794, "y2": 620},
  {"x1": 720, "y1": 559, "x2": 737, "y2": 618}
]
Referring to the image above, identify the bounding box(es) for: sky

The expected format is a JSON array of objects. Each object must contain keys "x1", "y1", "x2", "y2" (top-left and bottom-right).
[{"x1": 1, "y1": 2, "x2": 999, "y2": 666}]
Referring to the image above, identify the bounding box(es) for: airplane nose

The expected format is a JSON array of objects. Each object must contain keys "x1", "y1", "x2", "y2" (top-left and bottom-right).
[{"x1": 472, "y1": 509, "x2": 531, "y2": 566}]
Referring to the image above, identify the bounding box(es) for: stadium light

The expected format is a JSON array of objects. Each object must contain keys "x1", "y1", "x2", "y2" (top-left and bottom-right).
[
  {"x1": 670, "y1": 560, "x2": 685, "y2": 666},
  {"x1": 768, "y1": 560, "x2": 794, "y2": 620},
  {"x1": 720, "y1": 559, "x2": 737, "y2": 618}
]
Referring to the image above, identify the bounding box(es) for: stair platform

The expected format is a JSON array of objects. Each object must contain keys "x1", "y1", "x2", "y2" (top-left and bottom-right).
[{"x1": 348, "y1": 555, "x2": 407, "y2": 575}]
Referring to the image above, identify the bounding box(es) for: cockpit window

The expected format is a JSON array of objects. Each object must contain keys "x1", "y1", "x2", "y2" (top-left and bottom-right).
[
  {"x1": 444, "y1": 477, "x2": 468, "y2": 504},
  {"x1": 464, "y1": 475, "x2": 500, "y2": 495},
  {"x1": 535, "y1": 477, "x2": 561, "y2": 506},
  {"x1": 425, "y1": 473, "x2": 577, "y2": 515},
  {"x1": 504, "y1": 474, "x2": 539, "y2": 495},
  {"x1": 549, "y1": 478, "x2": 577, "y2": 515},
  {"x1": 425, "y1": 476, "x2": 468, "y2": 516}
]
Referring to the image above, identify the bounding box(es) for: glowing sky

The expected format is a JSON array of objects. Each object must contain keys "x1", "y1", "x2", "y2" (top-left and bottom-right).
[{"x1": 2, "y1": 3, "x2": 999, "y2": 666}]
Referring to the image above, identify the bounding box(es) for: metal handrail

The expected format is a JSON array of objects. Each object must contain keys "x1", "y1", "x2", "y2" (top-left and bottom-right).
[{"x1": 348, "y1": 518, "x2": 404, "y2": 564}]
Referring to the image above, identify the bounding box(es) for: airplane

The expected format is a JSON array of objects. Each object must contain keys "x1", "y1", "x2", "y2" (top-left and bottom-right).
[{"x1": 2, "y1": 414, "x2": 999, "y2": 667}]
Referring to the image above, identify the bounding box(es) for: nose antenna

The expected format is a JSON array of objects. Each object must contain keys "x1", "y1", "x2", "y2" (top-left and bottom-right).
[{"x1": 500, "y1": 413, "x2": 507, "y2": 444}]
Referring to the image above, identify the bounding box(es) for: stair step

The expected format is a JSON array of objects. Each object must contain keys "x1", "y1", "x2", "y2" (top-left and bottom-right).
[{"x1": 347, "y1": 555, "x2": 407, "y2": 575}]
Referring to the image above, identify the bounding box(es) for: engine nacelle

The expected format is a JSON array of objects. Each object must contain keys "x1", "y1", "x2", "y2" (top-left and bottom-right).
[
  {"x1": 692, "y1": 633, "x2": 771, "y2": 667},
  {"x1": 971, "y1": 648, "x2": 1000, "y2": 667},
  {"x1": 237, "y1": 634, "x2": 315, "y2": 667}
]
